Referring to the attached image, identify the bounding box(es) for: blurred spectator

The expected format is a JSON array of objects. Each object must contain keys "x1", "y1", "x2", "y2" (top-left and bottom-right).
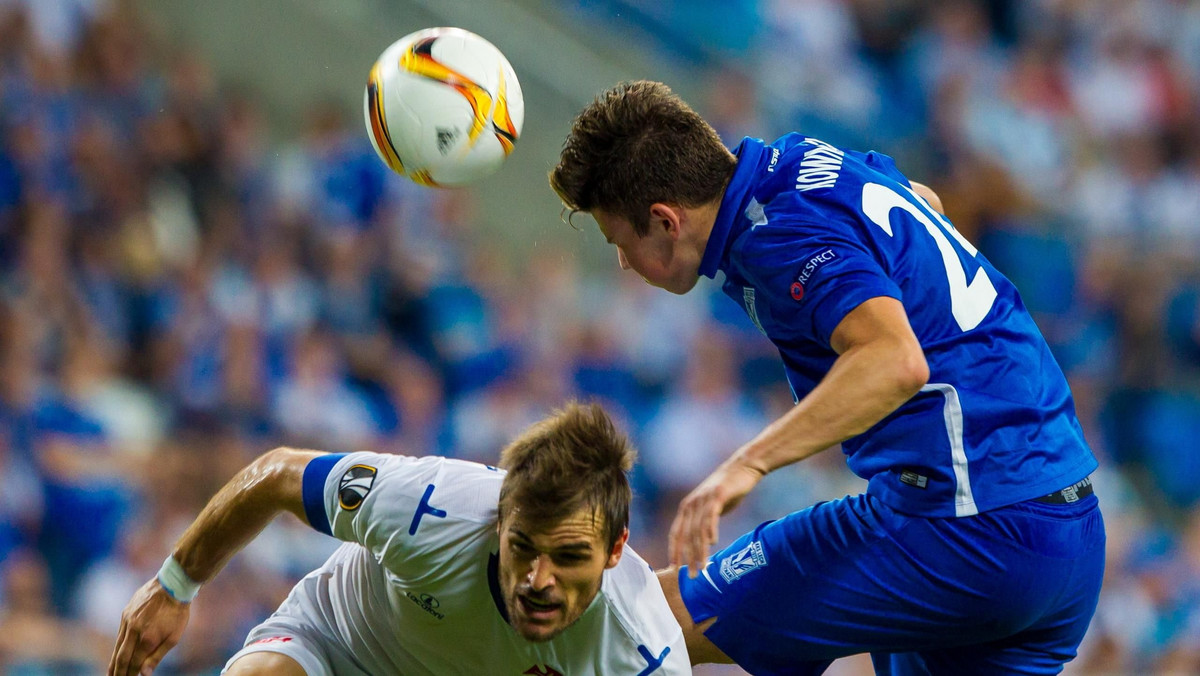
[
  {"x1": 0, "y1": 548, "x2": 109, "y2": 673},
  {"x1": 640, "y1": 331, "x2": 767, "y2": 531},
  {"x1": 272, "y1": 328, "x2": 379, "y2": 451}
]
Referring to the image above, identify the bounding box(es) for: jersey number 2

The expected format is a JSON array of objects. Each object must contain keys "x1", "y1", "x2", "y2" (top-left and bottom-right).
[{"x1": 861, "y1": 182, "x2": 997, "y2": 331}]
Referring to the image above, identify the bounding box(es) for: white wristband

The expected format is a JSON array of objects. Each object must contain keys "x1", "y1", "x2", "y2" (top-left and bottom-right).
[{"x1": 157, "y1": 555, "x2": 201, "y2": 603}]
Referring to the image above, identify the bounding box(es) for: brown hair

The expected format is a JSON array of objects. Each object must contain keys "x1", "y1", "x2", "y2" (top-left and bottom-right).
[
  {"x1": 498, "y1": 401, "x2": 634, "y2": 549},
  {"x1": 550, "y1": 80, "x2": 737, "y2": 236}
]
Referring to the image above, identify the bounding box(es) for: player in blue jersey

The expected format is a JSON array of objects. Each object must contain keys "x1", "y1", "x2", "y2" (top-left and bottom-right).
[{"x1": 552, "y1": 80, "x2": 1105, "y2": 675}]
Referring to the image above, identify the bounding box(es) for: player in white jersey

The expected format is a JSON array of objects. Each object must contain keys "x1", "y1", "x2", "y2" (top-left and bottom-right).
[{"x1": 107, "y1": 403, "x2": 690, "y2": 676}]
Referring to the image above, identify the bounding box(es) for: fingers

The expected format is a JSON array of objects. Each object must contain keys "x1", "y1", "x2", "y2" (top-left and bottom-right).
[
  {"x1": 111, "y1": 625, "x2": 169, "y2": 676},
  {"x1": 687, "y1": 498, "x2": 717, "y2": 576},
  {"x1": 669, "y1": 490, "x2": 720, "y2": 578},
  {"x1": 139, "y1": 640, "x2": 175, "y2": 676},
  {"x1": 668, "y1": 493, "x2": 700, "y2": 572},
  {"x1": 124, "y1": 630, "x2": 164, "y2": 676},
  {"x1": 108, "y1": 622, "x2": 128, "y2": 676},
  {"x1": 668, "y1": 495, "x2": 687, "y2": 568},
  {"x1": 111, "y1": 622, "x2": 142, "y2": 676}
]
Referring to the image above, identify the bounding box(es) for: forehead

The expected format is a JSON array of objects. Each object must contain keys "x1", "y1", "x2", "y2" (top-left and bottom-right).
[{"x1": 503, "y1": 506, "x2": 606, "y2": 545}]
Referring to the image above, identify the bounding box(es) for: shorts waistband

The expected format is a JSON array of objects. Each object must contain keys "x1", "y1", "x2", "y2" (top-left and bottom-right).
[{"x1": 1032, "y1": 476, "x2": 1094, "y2": 505}]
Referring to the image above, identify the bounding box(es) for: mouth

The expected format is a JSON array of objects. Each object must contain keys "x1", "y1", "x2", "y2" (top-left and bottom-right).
[{"x1": 517, "y1": 594, "x2": 563, "y2": 622}]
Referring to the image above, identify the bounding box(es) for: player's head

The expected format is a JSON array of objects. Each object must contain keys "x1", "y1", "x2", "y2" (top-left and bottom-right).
[
  {"x1": 496, "y1": 401, "x2": 635, "y2": 642},
  {"x1": 550, "y1": 80, "x2": 737, "y2": 295}
]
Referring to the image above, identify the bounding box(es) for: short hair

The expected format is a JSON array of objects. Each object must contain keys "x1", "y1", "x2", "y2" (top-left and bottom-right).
[
  {"x1": 497, "y1": 402, "x2": 634, "y2": 549},
  {"x1": 550, "y1": 80, "x2": 737, "y2": 236}
]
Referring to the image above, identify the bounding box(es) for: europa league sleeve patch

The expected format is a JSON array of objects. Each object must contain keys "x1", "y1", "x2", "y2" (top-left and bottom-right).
[
  {"x1": 791, "y1": 249, "x2": 837, "y2": 301},
  {"x1": 338, "y1": 464, "x2": 378, "y2": 511}
]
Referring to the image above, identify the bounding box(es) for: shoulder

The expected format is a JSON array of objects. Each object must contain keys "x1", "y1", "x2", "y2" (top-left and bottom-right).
[
  {"x1": 598, "y1": 547, "x2": 685, "y2": 653},
  {"x1": 321, "y1": 452, "x2": 505, "y2": 527},
  {"x1": 729, "y1": 215, "x2": 857, "y2": 281}
]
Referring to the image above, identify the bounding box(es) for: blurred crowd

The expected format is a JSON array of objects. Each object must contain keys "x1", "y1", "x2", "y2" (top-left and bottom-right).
[{"x1": 0, "y1": 0, "x2": 1198, "y2": 673}]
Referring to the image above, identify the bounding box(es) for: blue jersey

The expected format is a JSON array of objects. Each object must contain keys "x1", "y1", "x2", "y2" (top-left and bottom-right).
[{"x1": 700, "y1": 135, "x2": 1097, "y2": 517}]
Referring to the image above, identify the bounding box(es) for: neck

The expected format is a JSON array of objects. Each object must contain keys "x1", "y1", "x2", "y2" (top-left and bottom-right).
[{"x1": 685, "y1": 198, "x2": 722, "y2": 261}]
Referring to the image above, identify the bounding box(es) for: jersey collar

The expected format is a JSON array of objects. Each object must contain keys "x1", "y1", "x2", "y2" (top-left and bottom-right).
[
  {"x1": 487, "y1": 551, "x2": 511, "y2": 623},
  {"x1": 699, "y1": 137, "x2": 766, "y2": 279}
]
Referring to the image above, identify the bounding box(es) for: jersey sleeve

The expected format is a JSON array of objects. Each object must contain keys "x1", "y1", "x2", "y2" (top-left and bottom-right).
[
  {"x1": 739, "y1": 218, "x2": 902, "y2": 347},
  {"x1": 300, "y1": 452, "x2": 502, "y2": 579},
  {"x1": 600, "y1": 548, "x2": 692, "y2": 675}
]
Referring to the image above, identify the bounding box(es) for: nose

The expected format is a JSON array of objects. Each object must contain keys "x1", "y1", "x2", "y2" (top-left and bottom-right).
[
  {"x1": 527, "y1": 555, "x2": 556, "y2": 591},
  {"x1": 617, "y1": 247, "x2": 630, "y2": 271}
]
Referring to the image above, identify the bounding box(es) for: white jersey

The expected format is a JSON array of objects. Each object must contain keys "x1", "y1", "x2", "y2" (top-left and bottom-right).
[{"x1": 227, "y1": 452, "x2": 690, "y2": 675}]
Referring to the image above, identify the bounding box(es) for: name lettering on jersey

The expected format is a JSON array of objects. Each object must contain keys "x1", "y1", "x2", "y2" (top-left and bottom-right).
[
  {"x1": 742, "y1": 287, "x2": 767, "y2": 336},
  {"x1": 766, "y1": 146, "x2": 780, "y2": 172},
  {"x1": 636, "y1": 645, "x2": 671, "y2": 675},
  {"x1": 791, "y1": 249, "x2": 837, "y2": 301},
  {"x1": 338, "y1": 464, "x2": 377, "y2": 511},
  {"x1": 719, "y1": 539, "x2": 768, "y2": 584},
  {"x1": 404, "y1": 590, "x2": 445, "y2": 619},
  {"x1": 408, "y1": 483, "x2": 448, "y2": 535},
  {"x1": 523, "y1": 665, "x2": 564, "y2": 676},
  {"x1": 795, "y1": 138, "x2": 844, "y2": 192}
]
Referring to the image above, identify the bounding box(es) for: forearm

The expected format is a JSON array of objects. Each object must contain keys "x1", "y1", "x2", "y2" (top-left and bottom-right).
[
  {"x1": 170, "y1": 447, "x2": 320, "y2": 583},
  {"x1": 733, "y1": 340, "x2": 927, "y2": 476}
]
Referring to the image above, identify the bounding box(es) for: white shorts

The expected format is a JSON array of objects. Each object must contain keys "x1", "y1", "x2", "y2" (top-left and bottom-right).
[{"x1": 223, "y1": 547, "x2": 371, "y2": 675}]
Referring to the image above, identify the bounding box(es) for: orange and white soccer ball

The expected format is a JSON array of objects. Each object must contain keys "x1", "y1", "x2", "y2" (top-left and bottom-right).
[{"x1": 364, "y1": 27, "x2": 524, "y2": 187}]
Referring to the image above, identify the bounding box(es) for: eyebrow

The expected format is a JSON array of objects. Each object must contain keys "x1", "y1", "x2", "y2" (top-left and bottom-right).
[{"x1": 511, "y1": 529, "x2": 595, "y2": 552}]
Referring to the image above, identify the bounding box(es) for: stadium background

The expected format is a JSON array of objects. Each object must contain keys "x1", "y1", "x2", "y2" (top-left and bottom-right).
[{"x1": 0, "y1": 0, "x2": 1197, "y2": 673}]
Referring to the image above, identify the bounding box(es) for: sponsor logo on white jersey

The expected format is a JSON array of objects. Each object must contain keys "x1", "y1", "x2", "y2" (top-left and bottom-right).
[
  {"x1": 338, "y1": 464, "x2": 377, "y2": 511},
  {"x1": 404, "y1": 591, "x2": 445, "y2": 620}
]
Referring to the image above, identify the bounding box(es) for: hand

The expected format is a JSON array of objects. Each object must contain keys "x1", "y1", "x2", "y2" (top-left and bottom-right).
[
  {"x1": 108, "y1": 578, "x2": 191, "y2": 676},
  {"x1": 668, "y1": 459, "x2": 765, "y2": 577}
]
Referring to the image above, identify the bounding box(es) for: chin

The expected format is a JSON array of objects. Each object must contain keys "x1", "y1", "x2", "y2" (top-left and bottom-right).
[
  {"x1": 665, "y1": 276, "x2": 701, "y2": 295},
  {"x1": 515, "y1": 622, "x2": 566, "y2": 643}
]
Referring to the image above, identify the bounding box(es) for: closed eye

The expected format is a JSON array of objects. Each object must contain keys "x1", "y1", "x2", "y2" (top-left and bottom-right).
[{"x1": 553, "y1": 553, "x2": 589, "y2": 566}]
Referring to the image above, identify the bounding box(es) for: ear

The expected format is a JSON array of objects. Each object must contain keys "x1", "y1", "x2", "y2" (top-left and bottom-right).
[
  {"x1": 648, "y1": 203, "x2": 683, "y2": 239},
  {"x1": 605, "y1": 527, "x2": 630, "y2": 569}
]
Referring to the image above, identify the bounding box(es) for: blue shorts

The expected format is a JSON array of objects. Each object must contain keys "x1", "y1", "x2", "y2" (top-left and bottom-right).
[{"x1": 678, "y1": 492, "x2": 1105, "y2": 676}]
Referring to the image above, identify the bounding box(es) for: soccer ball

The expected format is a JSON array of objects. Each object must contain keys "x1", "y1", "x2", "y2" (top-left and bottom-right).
[{"x1": 364, "y1": 27, "x2": 524, "y2": 187}]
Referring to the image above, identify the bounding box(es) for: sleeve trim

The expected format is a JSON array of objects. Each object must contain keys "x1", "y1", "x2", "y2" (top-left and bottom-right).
[{"x1": 302, "y1": 453, "x2": 346, "y2": 535}]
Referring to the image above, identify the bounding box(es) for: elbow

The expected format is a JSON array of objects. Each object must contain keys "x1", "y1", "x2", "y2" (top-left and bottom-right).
[
  {"x1": 251, "y1": 447, "x2": 324, "y2": 516},
  {"x1": 254, "y1": 447, "x2": 294, "y2": 476},
  {"x1": 245, "y1": 447, "x2": 307, "y2": 497},
  {"x1": 878, "y1": 336, "x2": 927, "y2": 401},
  {"x1": 895, "y1": 348, "x2": 929, "y2": 399}
]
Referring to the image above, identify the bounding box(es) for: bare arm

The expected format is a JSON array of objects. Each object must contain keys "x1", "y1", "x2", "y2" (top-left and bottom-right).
[
  {"x1": 723, "y1": 296, "x2": 926, "y2": 475},
  {"x1": 910, "y1": 181, "x2": 944, "y2": 214},
  {"x1": 108, "y1": 447, "x2": 324, "y2": 676},
  {"x1": 669, "y1": 297, "x2": 928, "y2": 572},
  {"x1": 171, "y1": 447, "x2": 321, "y2": 582}
]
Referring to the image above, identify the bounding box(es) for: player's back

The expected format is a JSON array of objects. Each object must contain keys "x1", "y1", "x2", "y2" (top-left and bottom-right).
[{"x1": 715, "y1": 134, "x2": 1096, "y2": 517}]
